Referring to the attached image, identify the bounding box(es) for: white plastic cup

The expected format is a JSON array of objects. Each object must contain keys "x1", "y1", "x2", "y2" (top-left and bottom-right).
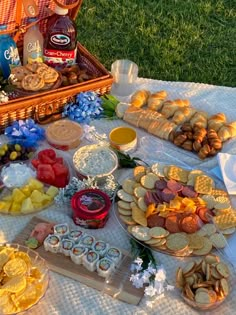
[{"x1": 111, "y1": 59, "x2": 138, "y2": 97}]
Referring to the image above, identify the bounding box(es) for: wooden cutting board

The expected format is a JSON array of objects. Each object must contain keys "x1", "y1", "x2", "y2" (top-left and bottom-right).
[{"x1": 13, "y1": 216, "x2": 144, "y2": 305}]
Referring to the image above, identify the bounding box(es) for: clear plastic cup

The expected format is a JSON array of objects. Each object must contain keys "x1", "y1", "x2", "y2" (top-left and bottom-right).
[{"x1": 111, "y1": 59, "x2": 138, "y2": 97}]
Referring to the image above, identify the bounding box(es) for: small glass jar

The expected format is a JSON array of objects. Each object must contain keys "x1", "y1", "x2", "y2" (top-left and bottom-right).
[{"x1": 71, "y1": 189, "x2": 111, "y2": 229}]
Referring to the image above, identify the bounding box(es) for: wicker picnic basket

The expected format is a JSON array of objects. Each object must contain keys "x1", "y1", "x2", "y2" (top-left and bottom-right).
[{"x1": 0, "y1": 0, "x2": 113, "y2": 132}]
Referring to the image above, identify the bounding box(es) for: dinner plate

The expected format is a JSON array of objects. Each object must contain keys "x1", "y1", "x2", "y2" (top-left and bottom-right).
[
  {"x1": 218, "y1": 153, "x2": 236, "y2": 195},
  {"x1": 114, "y1": 161, "x2": 234, "y2": 257}
]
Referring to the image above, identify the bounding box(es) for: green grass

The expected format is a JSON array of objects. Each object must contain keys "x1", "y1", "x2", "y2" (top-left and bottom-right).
[{"x1": 76, "y1": 0, "x2": 236, "y2": 87}]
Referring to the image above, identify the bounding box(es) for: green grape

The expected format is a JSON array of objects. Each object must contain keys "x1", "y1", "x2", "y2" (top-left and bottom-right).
[
  {"x1": 14, "y1": 144, "x2": 22, "y2": 152},
  {"x1": 10, "y1": 151, "x2": 18, "y2": 161},
  {"x1": 0, "y1": 149, "x2": 5, "y2": 157},
  {"x1": 2, "y1": 144, "x2": 8, "y2": 152}
]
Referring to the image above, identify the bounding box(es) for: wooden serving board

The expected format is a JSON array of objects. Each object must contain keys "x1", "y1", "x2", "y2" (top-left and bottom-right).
[{"x1": 13, "y1": 216, "x2": 144, "y2": 305}]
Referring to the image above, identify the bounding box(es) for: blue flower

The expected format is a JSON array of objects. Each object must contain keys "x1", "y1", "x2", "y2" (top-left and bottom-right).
[
  {"x1": 63, "y1": 91, "x2": 103, "y2": 124},
  {"x1": 4, "y1": 119, "x2": 45, "y2": 147}
]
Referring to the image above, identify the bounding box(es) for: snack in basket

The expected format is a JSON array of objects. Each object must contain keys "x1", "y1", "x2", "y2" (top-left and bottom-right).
[
  {"x1": 116, "y1": 163, "x2": 234, "y2": 256},
  {"x1": 10, "y1": 62, "x2": 59, "y2": 92},
  {"x1": 0, "y1": 245, "x2": 48, "y2": 315},
  {"x1": 176, "y1": 254, "x2": 230, "y2": 310}
]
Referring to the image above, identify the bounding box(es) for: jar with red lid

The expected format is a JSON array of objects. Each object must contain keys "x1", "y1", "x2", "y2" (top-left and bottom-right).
[{"x1": 71, "y1": 189, "x2": 111, "y2": 229}]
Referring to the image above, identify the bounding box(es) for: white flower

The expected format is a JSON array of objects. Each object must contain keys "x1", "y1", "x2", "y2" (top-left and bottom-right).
[
  {"x1": 130, "y1": 273, "x2": 144, "y2": 288},
  {"x1": 147, "y1": 263, "x2": 157, "y2": 275},
  {"x1": 166, "y1": 284, "x2": 175, "y2": 291},
  {"x1": 142, "y1": 270, "x2": 152, "y2": 284},
  {"x1": 155, "y1": 267, "x2": 166, "y2": 282},
  {"x1": 154, "y1": 281, "x2": 165, "y2": 295},
  {"x1": 134, "y1": 257, "x2": 143, "y2": 266},
  {"x1": 144, "y1": 284, "x2": 157, "y2": 297}
]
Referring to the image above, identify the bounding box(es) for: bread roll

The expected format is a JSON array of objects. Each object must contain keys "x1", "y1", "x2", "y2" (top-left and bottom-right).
[
  {"x1": 190, "y1": 111, "x2": 208, "y2": 129},
  {"x1": 147, "y1": 90, "x2": 167, "y2": 111},
  {"x1": 208, "y1": 113, "x2": 226, "y2": 131},
  {"x1": 171, "y1": 107, "x2": 196, "y2": 125},
  {"x1": 130, "y1": 89, "x2": 150, "y2": 108},
  {"x1": 218, "y1": 123, "x2": 236, "y2": 142}
]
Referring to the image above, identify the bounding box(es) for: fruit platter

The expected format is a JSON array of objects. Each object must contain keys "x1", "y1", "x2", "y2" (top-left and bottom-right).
[
  {"x1": 115, "y1": 162, "x2": 235, "y2": 256},
  {"x1": 0, "y1": 147, "x2": 71, "y2": 215}
]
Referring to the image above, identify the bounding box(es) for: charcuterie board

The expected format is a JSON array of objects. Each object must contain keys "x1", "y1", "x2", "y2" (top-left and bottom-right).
[
  {"x1": 115, "y1": 162, "x2": 236, "y2": 257},
  {"x1": 13, "y1": 216, "x2": 144, "y2": 305}
]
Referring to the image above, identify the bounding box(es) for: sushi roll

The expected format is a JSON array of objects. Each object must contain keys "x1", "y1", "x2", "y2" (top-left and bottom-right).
[
  {"x1": 92, "y1": 240, "x2": 109, "y2": 257},
  {"x1": 82, "y1": 250, "x2": 99, "y2": 272},
  {"x1": 44, "y1": 234, "x2": 61, "y2": 253},
  {"x1": 70, "y1": 245, "x2": 88, "y2": 264},
  {"x1": 54, "y1": 223, "x2": 69, "y2": 238},
  {"x1": 68, "y1": 229, "x2": 83, "y2": 243},
  {"x1": 106, "y1": 247, "x2": 122, "y2": 265},
  {"x1": 97, "y1": 257, "x2": 114, "y2": 278},
  {"x1": 79, "y1": 235, "x2": 95, "y2": 249},
  {"x1": 61, "y1": 239, "x2": 74, "y2": 256}
]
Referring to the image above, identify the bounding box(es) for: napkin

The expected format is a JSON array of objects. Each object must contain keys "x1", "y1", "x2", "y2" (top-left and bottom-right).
[{"x1": 217, "y1": 153, "x2": 236, "y2": 195}]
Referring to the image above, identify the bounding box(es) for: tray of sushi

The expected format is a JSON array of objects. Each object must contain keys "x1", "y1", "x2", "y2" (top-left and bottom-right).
[{"x1": 14, "y1": 216, "x2": 144, "y2": 305}]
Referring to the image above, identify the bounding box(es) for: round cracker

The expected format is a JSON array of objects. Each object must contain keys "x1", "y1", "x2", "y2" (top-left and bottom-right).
[
  {"x1": 166, "y1": 233, "x2": 189, "y2": 251},
  {"x1": 137, "y1": 197, "x2": 147, "y2": 212},
  {"x1": 132, "y1": 205, "x2": 147, "y2": 227},
  {"x1": 188, "y1": 233, "x2": 205, "y2": 250},
  {"x1": 117, "y1": 189, "x2": 133, "y2": 202},
  {"x1": 122, "y1": 178, "x2": 136, "y2": 195},
  {"x1": 134, "y1": 186, "x2": 147, "y2": 199},
  {"x1": 216, "y1": 262, "x2": 230, "y2": 278},
  {"x1": 133, "y1": 165, "x2": 147, "y2": 182},
  {"x1": 131, "y1": 226, "x2": 151, "y2": 241},
  {"x1": 151, "y1": 163, "x2": 165, "y2": 177},
  {"x1": 140, "y1": 173, "x2": 159, "y2": 189},
  {"x1": 220, "y1": 227, "x2": 236, "y2": 235},
  {"x1": 148, "y1": 227, "x2": 169, "y2": 239},
  {"x1": 210, "y1": 233, "x2": 227, "y2": 249},
  {"x1": 118, "y1": 207, "x2": 132, "y2": 216},
  {"x1": 144, "y1": 237, "x2": 166, "y2": 246},
  {"x1": 119, "y1": 215, "x2": 136, "y2": 225},
  {"x1": 192, "y1": 237, "x2": 212, "y2": 256},
  {"x1": 118, "y1": 200, "x2": 131, "y2": 210},
  {"x1": 201, "y1": 223, "x2": 216, "y2": 236}
]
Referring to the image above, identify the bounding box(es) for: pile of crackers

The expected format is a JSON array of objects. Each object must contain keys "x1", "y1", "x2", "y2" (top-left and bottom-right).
[
  {"x1": 117, "y1": 163, "x2": 236, "y2": 256},
  {"x1": 176, "y1": 254, "x2": 230, "y2": 310}
]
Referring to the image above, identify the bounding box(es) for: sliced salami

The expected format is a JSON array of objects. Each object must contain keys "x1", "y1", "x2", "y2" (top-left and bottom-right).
[
  {"x1": 182, "y1": 185, "x2": 198, "y2": 198},
  {"x1": 147, "y1": 213, "x2": 166, "y2": 228},
  {"x1": 198, "y1": 208, "x2": 213, "y2": 223},
  {"x1": 155, "y1": 179, "x2": 167, "y2": 190},
  {"x1": 152, "y1": 192, "x2": 161, "y2": 205},
  {"x1": 161, "y1": 188, "x2": 176, "y2": 203},
  {"x1": 165, "y1": 214, "x2": 181, "y2": 233},
  {"x1": 180, "y1": 214, "x2": 200, "y2": 233},
  {"x1": 144, "y1": 191, "x2": 156, "y2": 206},
  {"x1": 155, "y1": 189, "x2": 164, "y2": 202},
  {"x1": 167, "y1": 179, "x2": 183, "y2": 193}
]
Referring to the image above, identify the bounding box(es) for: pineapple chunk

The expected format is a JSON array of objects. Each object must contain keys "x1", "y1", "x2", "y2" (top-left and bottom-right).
[
  {"x1": 30, "y1": 190, "x2": 51, "y2": 205},
  {"x1": 21, "y1": 197, "x2": 35, "y2": 214},
  {"x1": 28, "y1": 178, "x2": 44, "y2": 191},
  {"x1": 2, "y1": 195, "x2": 13, "y2": 202},
  {"x1": 46, "y1": 186, "x2": 59, "y2": 199},
  {"x1": 12, "y1": 188, "x2": 26, "y2": 203},
  {"x1": 20, "y1": 185, "x2": 32, "y2": 197},
  {"x1": 10, "y1": 202, "x2": 21, "y2": 213},
  {"x1": 0, "y1": 201, "x2": 11, "y2": 213}
]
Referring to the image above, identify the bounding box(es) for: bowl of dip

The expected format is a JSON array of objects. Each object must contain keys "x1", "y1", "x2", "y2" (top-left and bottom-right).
[
  {"x1": 73, "y1": 144, "x2": 118, "y2": 179},
  {"x1": 109, "y1": 126, "x2": 137, "y2": 153}
]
